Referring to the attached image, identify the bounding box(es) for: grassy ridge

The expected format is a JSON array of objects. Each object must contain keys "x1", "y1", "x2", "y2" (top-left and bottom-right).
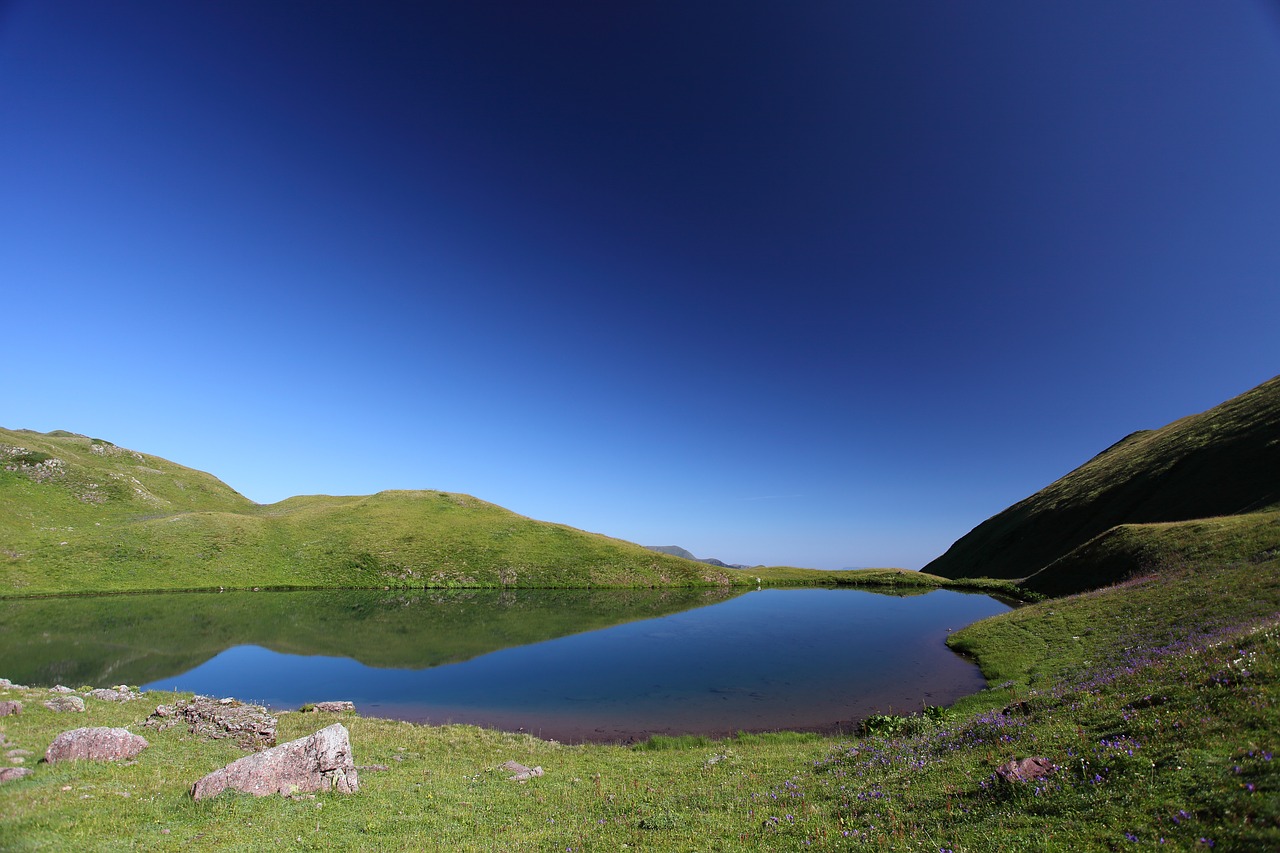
[
  {"x1": 1, "y1": 428, "x2": 1029, "y2": 597},
  {"x1": 924, "y1": 374, "x2": 1280, "y2": 590},
  {"x1": 0, "y1": 428, "x2": 746, "y2": 594}
]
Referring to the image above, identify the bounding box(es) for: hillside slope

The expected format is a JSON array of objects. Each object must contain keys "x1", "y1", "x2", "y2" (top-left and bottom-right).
[
  {"x1": 924, "y1": 374, "x2": 1280, "y2": 589},
  {"x1": 0, "y1": 429, "x2": 743, "y2": 595}
]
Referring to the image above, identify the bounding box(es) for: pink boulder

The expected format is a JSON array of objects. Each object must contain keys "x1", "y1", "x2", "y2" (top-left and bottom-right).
[
  {"x1": 190, "y1": 723, "x2": 359, "y2": 801},
  {"x1": 44, "y1": 727, "x2": 149, "y2": 763}
]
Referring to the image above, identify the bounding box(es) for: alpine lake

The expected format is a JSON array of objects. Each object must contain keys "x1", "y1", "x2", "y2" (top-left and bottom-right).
[{"x1": 0, "y1": 585, "x2": 1011, "y2": 743}]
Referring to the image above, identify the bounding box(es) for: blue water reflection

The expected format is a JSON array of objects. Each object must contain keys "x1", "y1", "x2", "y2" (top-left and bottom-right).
[{"x1": 145, "y1": 588, "x2": 1010, "y2": 742}]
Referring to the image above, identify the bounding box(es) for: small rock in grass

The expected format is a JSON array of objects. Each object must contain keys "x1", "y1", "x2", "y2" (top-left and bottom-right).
[
  {"x1": 0, "y1": 767, "x2": 33, "y2": 785},
  {"x1": 43, "y1": 696, "x2": 86, "y2": 713},
  {"x1": 0, "y1": 701, "x2": 21, "y2": 717},
  {"x1": 500, "y1": 760, "x2": 544, "y2": 782},
  {"x1": 45, "y1": 727, "x2": 150, "y2": 763},
  {"x1": 995, "y1": 756, "x2": 1056, "y2": 783},
  {"x1": 89, "y1": 687, "x2": 138, "y2": 703},
  {"x1": 304, "y1": 701, "x2": 356, "y2": 713},
  {"x1": 49, "y1": 685, "x2": 75, "y2": 695}
]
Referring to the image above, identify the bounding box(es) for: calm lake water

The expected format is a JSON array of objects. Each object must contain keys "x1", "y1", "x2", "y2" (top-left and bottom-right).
[{"x1": 1, "y1": 586, "x2": 1010, "y2": 742}]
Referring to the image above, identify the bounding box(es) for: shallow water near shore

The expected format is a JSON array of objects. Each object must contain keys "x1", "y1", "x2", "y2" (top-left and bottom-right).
[{"x1": 2, "y1": 586, "x2": 1010, "y2": 742}]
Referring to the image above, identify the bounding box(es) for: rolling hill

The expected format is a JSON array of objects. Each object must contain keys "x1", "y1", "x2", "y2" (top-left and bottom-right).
[
  {"x1": 925, "y1": 374, "x2": 1280, "y2": 595},
  {"x1": 0, "y1": 428, "x2": 745, "y2": 595}
]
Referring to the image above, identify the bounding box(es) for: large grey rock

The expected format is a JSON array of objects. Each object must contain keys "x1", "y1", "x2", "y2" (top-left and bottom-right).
[
  {"x1": 43, "y1": 696, "x2": 85, "y2": 713},
  {"x1": 44, "y1": 727, "x2": 149, "y2": 763},
  {"x1": 146, "y1": 696, "x2": 276, "y2": 751},
  {"x1": 89, "y1": 687, "x2": 140, "y2": 703},
  {"x1": 0, "y1": 701, "x2": 21, "y2": 717},
  {"x1": 190, "y1": 723, "x2": 359, "y2": 801}
]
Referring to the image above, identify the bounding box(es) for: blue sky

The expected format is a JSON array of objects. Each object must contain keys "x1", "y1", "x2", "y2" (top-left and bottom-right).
[{"x1": 3, "y1": 1, "x2": 1279, "y2": 569}]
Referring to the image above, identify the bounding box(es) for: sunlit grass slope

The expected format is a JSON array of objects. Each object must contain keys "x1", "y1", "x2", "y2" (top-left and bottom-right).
[
  {"x1": 0, "y1": 428, "x2": 741, "y2": 595},
  {"x1": 925, "y1": 374, "x2": 1280, "y2": 594}
]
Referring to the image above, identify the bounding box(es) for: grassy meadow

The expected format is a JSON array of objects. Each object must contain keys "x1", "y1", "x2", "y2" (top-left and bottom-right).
[{"x1": 2, "y1": 553, "x2": 1275, "y2": 850}]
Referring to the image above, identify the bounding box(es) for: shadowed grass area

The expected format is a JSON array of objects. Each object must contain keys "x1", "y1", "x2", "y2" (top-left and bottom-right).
[
  {"x1": 1022, "y1": 509, "x2": 1280, "y2": 598},
  {"x1": 925, "y1": 374, "x2": 1280, "y2": 593}
]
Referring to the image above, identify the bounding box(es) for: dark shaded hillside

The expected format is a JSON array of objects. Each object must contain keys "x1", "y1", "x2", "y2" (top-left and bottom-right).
[
  {"x1": 1020, "y1": 510, "x2": 1280, "y2": 597},
  {"x1": 924, "y1": 375, "x2": 1280, "y2": 584}
]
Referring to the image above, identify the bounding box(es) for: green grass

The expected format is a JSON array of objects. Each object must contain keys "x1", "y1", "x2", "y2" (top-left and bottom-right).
[{"x1": 3, "y1": 556, "x2": 1276, "y2": 850}]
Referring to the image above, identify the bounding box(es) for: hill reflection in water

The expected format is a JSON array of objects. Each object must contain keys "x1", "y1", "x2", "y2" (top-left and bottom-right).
[{"x1": 2, "y1": 587, "x2": 1010, "y2": 742}]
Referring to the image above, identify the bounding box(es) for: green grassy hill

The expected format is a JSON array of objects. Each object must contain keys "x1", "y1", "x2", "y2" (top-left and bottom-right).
[
  {"x1": 924, "y1": 375, "x2": 1280, "y2": 594},
  {"x1": 0, "y1": 428, "x2": 743, "y2": 595}
]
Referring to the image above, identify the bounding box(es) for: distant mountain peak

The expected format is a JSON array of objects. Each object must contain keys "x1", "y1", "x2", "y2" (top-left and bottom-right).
[{"x1": 643, "y1": 545, "x2": 751, "y2": 569}]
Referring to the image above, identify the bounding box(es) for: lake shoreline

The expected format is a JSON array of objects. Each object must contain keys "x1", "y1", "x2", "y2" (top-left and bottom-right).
[{"x1": 0, "y1": 568, "x2": 1033, "y2": 601}]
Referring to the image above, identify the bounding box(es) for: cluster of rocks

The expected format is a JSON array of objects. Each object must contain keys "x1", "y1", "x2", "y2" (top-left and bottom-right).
[
  {"x1": 2, "y1": 678, "x2": 552, "y2": 805},
  {"x1": 145, "y1": 695, "x2": 278, "y2": 750},
  {"x1": 0, "y1": 679, "x2": 368, "y2": 801}
]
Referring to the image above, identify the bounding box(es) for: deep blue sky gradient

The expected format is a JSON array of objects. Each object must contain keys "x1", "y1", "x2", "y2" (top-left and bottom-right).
[{"x1": 4, "y1": 1, "x2": 1279, "y2": 568}]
